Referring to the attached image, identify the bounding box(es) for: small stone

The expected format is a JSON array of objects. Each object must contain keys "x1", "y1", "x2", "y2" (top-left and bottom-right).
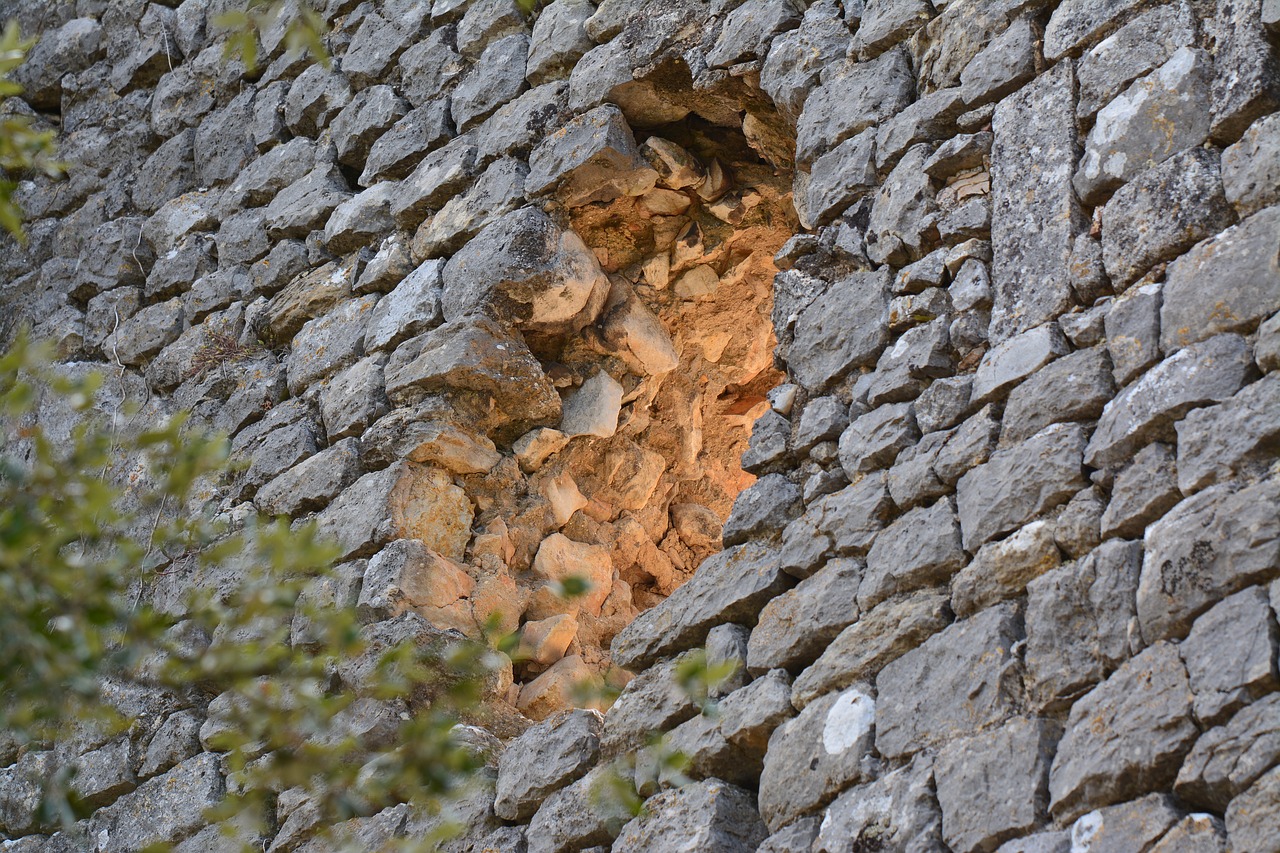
[
  {"x1": 255, "y1": 438, "x2": 364, "y2": 517},
  {"x1": 1176, "y1": 374, "x2": 1280, "y2": 493},
  {"x1": 525, "y1": 764, "x2": 635, "y2": 853},
  {"x1": 959, "y1": 15, "x2": 1038, "y2": 107},
  {"x1": 747, "y1": 558, "x2": 861, "y2": 673},
  {"x1": 813, "y1": 753, "x2": 943, "y2": 852},
  {"x1": 1175, "y1": 692, "x2": 1280, "y2": 811},
  {"x1": 1100, "y1": 442, "x2": 1181, "y2": 539},
  {"x1": 1044, "y1": 0, "x2": 1160, "y2": 62},
  {"x1": 513, "y1": 428, "x2": 570, "y2": 473},
  {"x1": 719, "y1": 669, "x2": 795, "y2": 754},
  {"x1": 860, "y1": 498, "x2": 965, "y2": 611},
  {"x1": 1179, "y1": 586, "x2": 1279, "y2": 726},
  {"x1": 1225, "y1": 764, "x2": 1280, "y2": 853},
  {"x1": 951, "y1": 520, "x2": 1061, "y2": 619},
  {"x1": 971, "y1": 323, "x2": 1070, "y2": 405},
  {"x1": 559, "y1": 372, "x2": 624, "y2": 439},
  {"x1": 722, "y1": 473, "x2": 803, "y2": 547},
  {"x1": 1001, "y1": 347, "x2": 1115, "y2": 447},
  {"x1": 914, "y1": 375, "x2": 972, "y2": 434},
  {"x1": 1104, "y1": 282, "x2": 1162, "y2": 388},
  {"x1": 837, "y1": 402, "x2": 919, "y2": 477},
  {"x1": 526, "y1": 0, "x2": 595, "y2": 85},
  {"x1": 1068, "y1": 794, "x2": 1183, "y2": 853}
]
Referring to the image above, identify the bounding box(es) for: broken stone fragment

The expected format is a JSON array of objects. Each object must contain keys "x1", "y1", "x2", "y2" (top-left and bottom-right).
[
  {"x1": 519, "y1": 614, "x2": 579, "y2": 667},
  {"x1": 559, "y1": 372, "x2": 624, "y2": 439},
  {"x1": 532, "y1": 533, "x2": 613, "y2": 616},
  {"x1": 358, "y1": 539, "x2": 477, "y2": 633},
  {"x1": 526, "y1": 104, "x2": 658, "y2": 207},
  {"x1": 518, "y1": 654, "x2": 598, "y2": 722}
]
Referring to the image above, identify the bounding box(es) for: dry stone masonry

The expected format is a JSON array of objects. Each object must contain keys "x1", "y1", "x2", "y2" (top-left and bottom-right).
[{"x1": 1, "y1": 0, "x2": 1280, "y2": 850}]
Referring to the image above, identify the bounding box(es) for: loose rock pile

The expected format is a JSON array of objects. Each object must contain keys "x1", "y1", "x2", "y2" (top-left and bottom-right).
[{"x1": 2, "y1": 0, "x2": 1280, "y2": 850}]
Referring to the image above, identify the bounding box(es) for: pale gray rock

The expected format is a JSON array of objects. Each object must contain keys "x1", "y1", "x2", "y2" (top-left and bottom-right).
[
  {"x1": 861, "y1": 498, "x2": 965, "y2": 611},
  {"x1": 1054, "y1": 486, "x2": 1107, "y2": 559},
  {"x1": 886, "y1": 431, "x2": 949, "y2": 510},
  {"x1": 526, "y1": 0, "x2": 596, "y2": 85},
  {"x1": 959, "y1": 15, "x2": 1038, "y2": 107},
  {"x1": 778, "y1": 471, "x2": 893, "y2": 577},
  {"x1": 972, "y1": 323, "x2": 1070, "y2": 404},
  {"x1": 722, "y1": 473, "x2": 803, "y2": 546},
  {"x1": 68, "y1": 737, "x2": 136, "y2": 809},
  {"x1": 795, "y1": 46, "x2": 915, "y2": 167},
  {"x1": 794, "y1": 397, "x2": 849, "y2": 452},
  {"x1": 758, "y1": 687, "x2": 879, "y2": 831},
  {"x1": 957, "y1": 422, "x2": 1087, "y2": 551},
  {"x1": 1044, "y1": 0, "x2": 1152, "y2": 61},
  {"x1": 474, "y1": 81, "x2": 572, "y2": 165},
  {"x1": 391, "y1": 135, "x2": 479, "y2": 227},
  {"x1": 1160, "y1": 205, "x2": 1280, "y2": 354},
  {"x1": 71, "y1": 216, "x2": 151, "y2": 298},
  {"x1": 324, "y1": 183, "x2": 398, "y2": 255},
  {"x1": 1104, "y1": 282, "x2": 1162, "y2": 388},
  {"x1": 255, "y1": 438, "x2": 364, "y2": 517},
  {"x1": 134, "y1": 130, "x2": 198, "y2": 215},
  {"x1": 194, "y1": 90, "x2": 257, "y2": 187},
  {"x1": 285, "y1": 294, "x2": 377, "y2": 395},
  {"x1": 706, "y1": 623, "x2": 752, "y2": 699},
  {"x1": 813, "y1": 753, "x2": 943, "y2": 852},
  {"x1": 1025, "y1": 539, "x2": 1143, "y2": 711},
  {"x1": 330, "y1": 85, "x2": 410, "y2": 170},
  {"x1": 1177, "y1": 374, "x2": 1280, "y2": 493},
  {"x1": 226, "y1": 137, "x2": 317, "y2": 209},
  {"x1": 613, "y1": 779, "x2": 767, "y2": 853},
  {"x1": 400, "y1": 26, "x2": 465, "y2": 108},
  {"x1": 866, "y1": 143, "x2": 939, "y2": 265},
  {"x1": 875, "y1": 603, "x2": 1024, "y2": 759},
  {"x1": 1149, "y1": 814, "x2": 1228, "y2": 853},
  {"x1": 13, "y1": 17, "x2": 103, "y2": 110},
  {"x1": 494, "y1": 710, "x2": 602, "y2": 820},
  {"x1": 757, "y1": 817, "x2": 821, "y2": 853},
  {"x1": 361, "y1": 101, "x2": 454, "y2": 186},
  {"x1": 526, "y1": 104, "x2": 656, "y2": 207},
  {"x1": 601, "y1": 652, "x2": 701, "y2": 753},
  {"x1": 896, "y1": 248, "x2": 951, "y2": 295},
  {"x1": 866, "y1": 318, "x2": 953, "y2": 406},
  {"x1": 747, "y1": 557, "x2": 861, "y2": 673},
  {"x1": 952, "y1": 520, "x2": 1061, "y2": 619},
  {"x1": 1222, "y1": 113, "x2": 1280, "y2": 218},
  {"x1": 321, "y1": 355, "x2": 389, "y2": 441},
  {"x1": 146, "y1": 233, "x2": 217, "y2": 300},
  {"x1": 1207, "y1": 0, "x2": 1280, "y2": 140},
  {"x1": 451, "y1": 35, "x2": 531, "y2": 131},
  {"x1": 1002, "y1": 347, "x2": 1115, "y2": 446},
  {"x1": 263, "y1": 163, "x2": 353, "y2": 240},
  {"x1": 216, "y1": 210, "x2": 271, "y2": 269},
  {"x1": 1225, "y1": 764, "x2": 1280, "y2": 853},
  {"x1": 791, "y1": 590, "x2": 951, "y2": 710},
  {"x1": 1067, "y1": 794, "x2": 1183, "y2": 853},
  {"x1": 718, "y1": 669, "x2": 795, "y2": 754},
  {"x1": 442, "y1": 207, "x2": 609, "y2": 333},
  {"x1": 611, "y1": 542, "x2": 789, "y2": 671},
  {"x1": 933, "y1": 403, "x2": 1001, "y2": 486},
  {"x1": 991, "y1": 60, "x2": 1084, "y2": 343},
  {"x1": 935, "y1": 718, "x2": 1060, "y2": 853},
  {"x1": 239, "y1": 419, "x2": 320, "y2": 498},
  {"x1": 1047, "y1": 642, "x2": 1198, "y2": 821},
  {"x1": 707, "y1": 0, "x2": 803, "y2": 68},
  {"x1": 87, "y1": 753, "x2": 223, "y2": 853},
  {"x1": 1074, "y1": 47, "x2": 1214, "y2": 205},
  {"x1": 357, "y1": 234, "x2": 417, "y2": 294},
  {"x1": 760, "y1": 0, "x2": 849, "y2": 121},
  {"x1": 1100, "y1": 442, "x2": 1181, "y2": 539},
  {"x1": 412, "y1": 156, "x2": 529, "y2": 258},
  {"x1": 1179, "y1": 587, "x2": 1278, "y2": 726},
  {"x1": 788, "y1": 269, "x2": 891, "y2": 391},
  {"x1": 741, "y1": 409, "x2": 791, "y2": 473},
  {"x1": 342, "y1": 4, "x2": 429, "y2": 89},
  {"x1": 1175, "y1": 693, "x2": 1280, "y2": 811},
  {"x1": 312, "y1": 461, "x2": 461, "y2": 561},
  {"x1": 284, "y1": 63, "x2": 352, "y2": 137},
  {"x1": 1075, "y1": 2, "x2": 1196, "y2": 120},
  {"x1": 1085, "y1": 334, "x2": 1252, "y2": 471},
  {"x1": 1067, "y1": 232, "x2": 1111, "y2": 306},
  {"x1": 364, "y1": 261, "x2": 444, "y2": 354},
  {"x1": 1259, "y1": 311, "x2": 1280, "y2": 373},
  {"x1": 1100, "y1": 147, "x2": 1236, "y2": 289},
  {"x1": 801, "y1": 129, "x2": 877, "y2": 228},
  {"x1": 109, "y1": 298, "x2": 185, "y2": 366},
  {"x1": 915, "y1": 375, "x2": 972, "y2": 434},
  {"x1": 995, "y1": 833, "x2": 1071, "y2": 853},
  {"x1": 658, "y1": 713, "x2": 756, "y2": 786},
  {"x1": 139, "y1": 711, "x2": 203, "y2": 779},
  {"x1": 875, "y1": 87, "x2": 966, "y2": 170},
  {"x1": 456, "y1": 0, "x2": 530, "y2": 58},
  {"x1": 838, "y1": 402, "x2": 918, "y2": 477},
  {"x1": 1059, "y1": 302, "x2": 1110, "y2": 350},
  {"x1": 852, "y1": 0, "x2": 932, "y2": 58}
]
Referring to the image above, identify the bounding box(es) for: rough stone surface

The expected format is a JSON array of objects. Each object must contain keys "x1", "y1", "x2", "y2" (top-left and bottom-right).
[{"x1": 494, "y1": 710, "x2": 602, "y2": 820}]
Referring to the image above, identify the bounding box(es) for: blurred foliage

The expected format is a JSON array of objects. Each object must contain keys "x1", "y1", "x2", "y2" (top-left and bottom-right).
[
  {"x1": 215, "y1": 0, "x2": 329, "y2": 74},
  {"x1": 0, "y1": 21, "x2": 61, "y2": 241}
]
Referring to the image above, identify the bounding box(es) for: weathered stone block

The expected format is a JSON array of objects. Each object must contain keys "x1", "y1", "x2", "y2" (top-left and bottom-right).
[
  {"x1": 747, "y1": 557, "x2": 861, "y2": 673},
  {"x1": 861, "y1": 497, "x2": 965, "y2": 610},
  {"x1": 1180, "y1": 586, "x2": 1279, "y2": 726},
  {"x1": 526, "y1": 104, "x2": 657, "y2": 207},
  {"x1": 1002, "y1": 347, "x2": 1115, "y2": 447},
  {"x1": 285, "y1": 294, "x2": 378, "y2": 395},
  {"x1": 813, "y1": 753, "x2": 943, "y2": 852},
  {"x1": 1100, "y1": 442, "x2": 1181, "y2": 539},
  {"x1": 1177, "y1": 374, "x2": 1280, "y2": 493},
  {"x1": 972, "y1": 323, "x2": 1070, "y2": 405},
  {"x1": 494, "y1": 709, "x2": 602, "y2": 820},
  {"x1": 795, "y1": 46, "x2": 915, "y2": 167},
  {"x1": 525, "y1": 764, "x2": 635, "y2": 853},
  {"x1": 1043, "y1": 0, "x2": 1148, "y2": 61},
  {"x1": 1175, "y1": 693, "x2": 1280, "y2": 811},
  {"x1": 1222, "y1": 112, "x2": 1280, "y2": 218},
  {"x1": 1104, "y1": 282, "x2": 1163, "y2": 388},
  {"x1": 614, "y1": 778, "x2": 768, "y2": 853},
  {"x1": 788, "y1": 269, "x2": 891, "y2": 391}
]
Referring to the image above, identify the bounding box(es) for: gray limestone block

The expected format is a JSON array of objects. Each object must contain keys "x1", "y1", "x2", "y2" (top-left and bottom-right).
[
  {"x1": 139, "y1": 711, "x2": 203, "y2": 780},
  {"x1": 526, "y1": 104, "x2": 656, "y2": 207},
  {"x1": 777, "y1": 506, "x2": 833, "y2": 579},
  {"x1": 742, "y1": 409, "x2": 791, "y2": 473},
  {"x1": 134, "y1": 130, "x2": 198, "y2": 215},
  {"x1": 71, "y1": 216, "x2": 151, "y2": 299},
  {"x1": 411, "y1": 156, "x2": 529, "y2": 259},
  {"x1": 866, "y1": 318, "x2": 953, "y2": 406},
  {"x1": 866, "y1": 143, "x2": 939, "y2": 266},
  {"x1": 758, "y1": 686, "x2": 879, "y2": 831},
  {"x1": 721, "y1": 473, "x2": 803, "y2": 546},
  {"x1": 1176, "y1": 692, "x2": 1280, "y2": 811},
  {"x1": 1177, "y1": 374, "x2": 1280, "y2": 494},
  {"x1": 240, "y1": 419, "x2": 320, "y2": 498},
  {"x1": 1054, "y1": 485, "x2": 1106, "y2": 559},
  {"x1": 494, "y1": 709, "x2": 602, "y2": 820},
  {"x1": 959, "y1": 14, "x2": 1038, "y2": 108},
  {"x1": 837, "y1": 401, "x2": 919, "y2": 478},
  {"x1": 972, "y1": 322, "x2": 1070, "y2": 405},
  {"x1": 263, "y1": 162, "x2": 353, "y2": 241},
  {"x1": 875, "y1": 602, "x2": 1025, "y2": 760},
  {"x1": 525, "y1": 764, "x2": 635, "y2": 853},
  {"x1": 1047, "y1": 642, "x2": 1198, "y2": 821},
  {"x1": 852, "y1": 0, "x2": 932, "y2": 59},
  {"x1": 794, "y1": 396, "x2": 850, "y2": 452},
  {"x1": 1101, "y1": 147, "x2": 1237, "y2": 289},
  {"x1": 747, "y1": 557, "x2": 861, "y2": 673},
  {"x1": 452, "y1": 34, "x2": 531, "y2": 131},
  {"x1": 342, "y1": 4, "x2": 429, "y2": 89},
  {"x1": 324, "y1": 183, "x2": 398, "y2": 255},
  {"x1": 1149, "y1": 814, "x2": 1228, "y2": 853},
  {"x1": 331, "y1": 85, "x2": 410, "y2": 170},
  {"x1": 1180, "y1": 586, "x2": 1279, "y2": 727},
  {"x1": 659, "y1": 715, "x2": 759, "y2": 788},
  {"x1": 915, "y1": 374, "x2": 973, "y2": 434},
  {"x1": 791, "y1": 589, "x2": 950, "y2": 710},
  {"x1": 794, "y1": 45, "x2": 915, "y2": 167},
  {"x1": 800, "y1": 129, "x2": 877, "y2": 229},
  {"x1": 1044, "y1": 0, "x2": 1154, "y2": 62},
  {"x1": 321, "y1": 355, "x2": 389, "y2": 441},
  {"x1": 456, "y1": 0, "x2": 530, "y2": 59},
  {"x1": 613, "y1": 778, "x2": 768, "y2": 853},
  {"x1": 1068, "y1": 232, "x2": 1112, "y2": 307},
  {"x1": 933, "y1": 403, "x2": 1001, "y2": 486},
  {"x1": 1060, "y1": 301, "x2": 1111, "y2": 350},
  {"x1": 1208, "y1": 0, "x2": 1280, "y2": 141},
  {"x1": 391, "y1": 135, "x2": 479, "y2": 228},
  {"x1": 364, "y1": 260, "x2": 444, "y2": 354},
  {"x1": 12, "y1": 17, "x2": 103, "y2": 110},
  {"x1": 813, "y1": 753, "x2": 943, "y2": 852},
  {"x1": 361, "y1": 100, "x2": 454, "y2": 186},
  {"x1": 951, "y1": 519, "x2": 1061, "y2": 619},
  {"x1": 1222, "y1": 112, "x2": 1280, "y2": 218},
  {"x1": 707, "y1": 0, "x2": 803, "y2": 69},
  {"x1": 1161, "y1": 204, "x2": 1280, "y2": 355},
  {"x1": 1259, "y1": 311, "x2": 1280, "y2": 373},
  {"x1": 601, "y1": 651, "x2": 701, "y2": 754},
  {"x1": 1002, "y1": 346, "x2": 1115, "y2": 447},
  {"x1": 108, "y1": 298, "x2": 185, "y2": 366},
  {"x1": 357, "y1": 234, "x2": 416, "y2": 294},
  {"x1": 995, "y1": 831, "x2": 1072, "y2": 853},
  {"x1": 285, "y1": 294, "x2": 378, "y2": 395},
  {"x1": 957, "y1": 422, "x2": 1088, "y2": 552},
  {"x1": 860, "y1": 497, "x2": 966, "y2": 611},
  {"x1": 991, "y1": 60, "x2": 1084, "y2": 343},
  {"x1": 1226, "y1": 764, "x2": 1280, "y2": 853},
  {"x1": 896, "y1": 248, "x2": 951, "y2": 295},
  {"x1": 216, "y1": 209, "x2": 272, "y2": 269},
  {"x1": 935, "y1": 717, "x2": 1061, "y2": 853},
  {"x1": 1074, "y1": 47, "x2": 1214, "y2": 206},
  {"x1": 1100, "y1": 442, "x2": 1181, "y2": 540},
  {"x1": 760, "y1": 0, "x2": 849, "y2": 121},
  {"x1": 1075, "y1": 2, "x2": 1196, "y2": 120},
  {"x1": 441, "y1": 206, "x2": 609, "y2": 333},
  {"x1": 226, "y1": 137, "x2": 318, "y2": 209},
  {"x1": 146, "y1": 233, "x2": 217, "y2": 300},
  {"x1": 788, "y1": 269, "x2": 891, "y2": 392},
  {"x1": 150, "y1": 64, "x2": 214, "y2": 139},
  {"x1": 255, "y1": 438, "x2": 364, "y2": 518},
  {"x1": 400, "y1": 26, "x2": 465, "y2": 109},
  {"x1": 1104, "y1": 282, "x2": 1162, "y2": 388},
  {"x1": 757, "y1": 817, "x2": 821, "y2": 853},
  {"x1": 474, "y1": 81, "x2": 572, "y2": 166},
  {"x1": 771, "y1": 268, "x2": 830, "y2": 348},
  {"x1": 706, "y1": 623, "x2": 752, "y2": 699},
  {"x1": 68, "y1": 737, "x2": 136, "y2": 810},
  {"x1": 1085, "y1": 333, "x2": 1253, "y2": 472},
  {"x1": 284, "y1": 62, "x2": 352, "y2": 137},
  {"x1": 1067, "y1": 794, "x2": 1183, "y2": 852},
  {"x1": 1025, "y1": 539, "x2": 1142, "y2": 711},
  {"x1": 610, "y1": 542, "x2": 790, "y2": 671},
  {"x1": 719, "y1": 668, "x2": 795, "y2": 753},
  {"x1": 85, "y1": 753, "x2": 224, "y2": 853},
  {"x1": 875, "y1": 87, "x2": 967, "y2": 171},
  {"x1": 926, "y1": 133, "x2": 992, "y2": 182},
  {"x1": 194, "y1": 90, "x2": 257, "y2": 188},
  {"x1": 886, "y1": 430, "x2": 948, "y2": 510},
  {"x1": 526, "y1": 0, "x2": 596, "y2": 85}
]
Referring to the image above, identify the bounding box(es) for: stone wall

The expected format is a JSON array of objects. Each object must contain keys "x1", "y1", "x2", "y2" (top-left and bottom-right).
[{"x1": 2, "y1": 0, "x2": 1280, "y2": 850}]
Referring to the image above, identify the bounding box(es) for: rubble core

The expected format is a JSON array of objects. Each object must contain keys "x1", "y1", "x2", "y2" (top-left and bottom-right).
[{"x1": 3, "y1": 0, "x2": 1280, "y2": 850}]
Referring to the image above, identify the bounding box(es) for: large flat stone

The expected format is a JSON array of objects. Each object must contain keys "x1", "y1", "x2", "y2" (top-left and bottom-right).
[
  {"x1": 860, "y1": 498, "x2": 965, "y2": 610},
  {"x1": 613, "y1": 778, "x2": 767, "y2": 853},
  {"x1": 1176, "y1": 374, "x2": 1280, "y2": 493},
  {"x1": 525, "y1": 104, "x2": 657, "y2": 207},
  {"x1": 788, "y1": 269, "x2": 891, "y2": 392},
  {"x1": 795, "y1": 46, "x2": 915, "y2": 167}
]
